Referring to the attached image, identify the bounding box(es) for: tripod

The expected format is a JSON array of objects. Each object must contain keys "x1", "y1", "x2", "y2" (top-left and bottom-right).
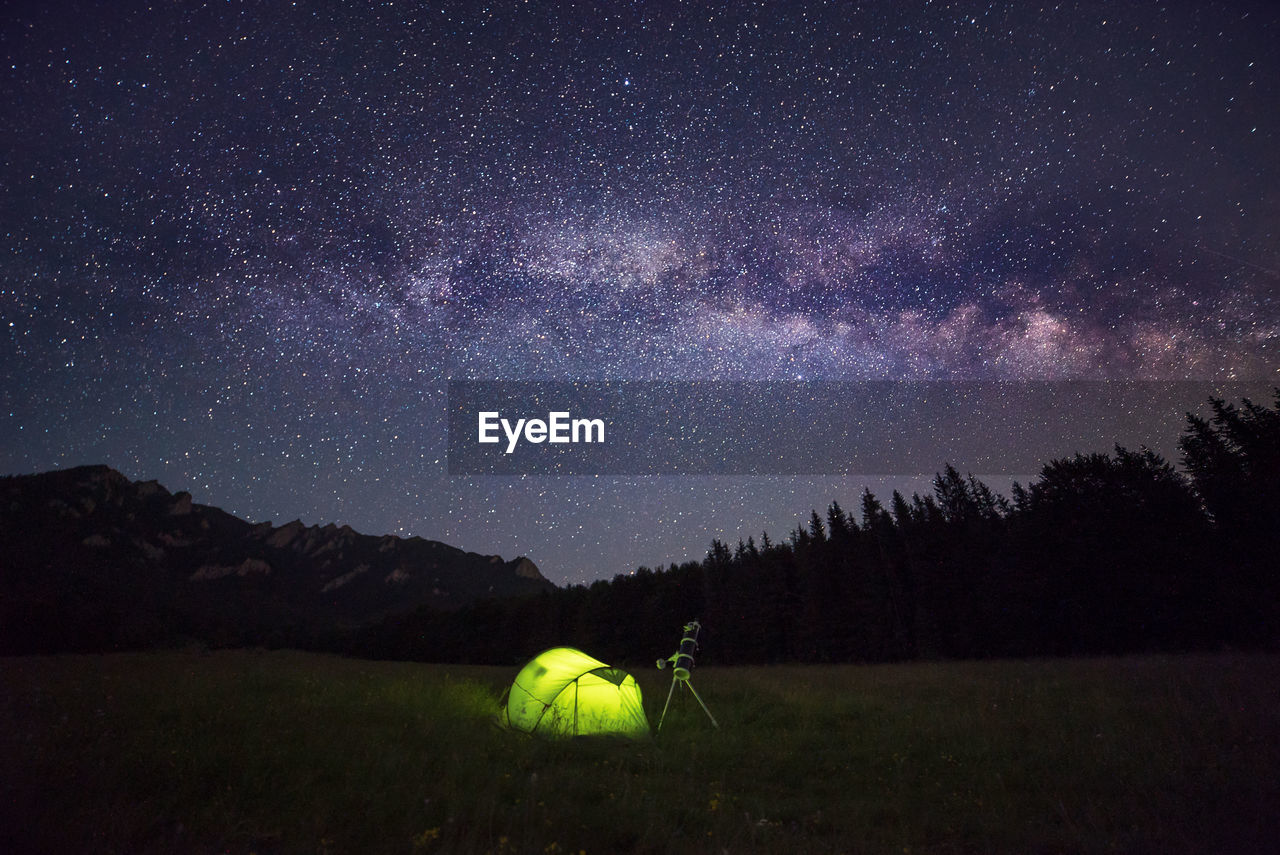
[{"x1": 656, "y1": 620, "x2": 719, "y2": 731}]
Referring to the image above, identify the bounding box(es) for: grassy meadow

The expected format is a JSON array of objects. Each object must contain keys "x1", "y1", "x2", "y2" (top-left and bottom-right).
[{"x1": 1, "y1": 650, "x2": 1277, "y2": 854}]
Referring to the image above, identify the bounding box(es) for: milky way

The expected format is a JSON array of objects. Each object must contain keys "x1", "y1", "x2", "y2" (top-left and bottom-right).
[{"x1": 2, "y1": 1, "x2": 1277, "y2": 583}]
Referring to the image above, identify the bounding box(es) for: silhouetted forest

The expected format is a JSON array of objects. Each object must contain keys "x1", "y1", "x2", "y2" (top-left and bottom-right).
[{"x1": 352, "y1": 392, "x2": 1280, "y2": 665}]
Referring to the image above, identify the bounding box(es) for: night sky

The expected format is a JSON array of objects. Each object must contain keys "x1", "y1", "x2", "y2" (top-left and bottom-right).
[{"x1": 3, "y1": 1, "x2": 1277, "y2": 584}]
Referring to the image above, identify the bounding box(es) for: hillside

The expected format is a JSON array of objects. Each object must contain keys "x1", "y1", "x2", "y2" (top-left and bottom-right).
[{"x1": 0, "y1": 465, "x2": 551, "y2": 653}]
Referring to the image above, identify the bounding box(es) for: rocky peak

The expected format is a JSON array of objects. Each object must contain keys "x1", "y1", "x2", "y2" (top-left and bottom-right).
[
  {"x1": 168, "y1": 491, "x2": 194, "y2": 516},
  {"x1": 512, "y1": 557, "x2": 545, "y2": 581},
  {"x1": 267, "y1": 519, "x2": 306, "y2": 548}
]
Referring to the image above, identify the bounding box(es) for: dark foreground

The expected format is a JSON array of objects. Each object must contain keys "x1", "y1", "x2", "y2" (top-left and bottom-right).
[{"x1": 1, "y1": 651, "x2": 1276, "y2": 854}]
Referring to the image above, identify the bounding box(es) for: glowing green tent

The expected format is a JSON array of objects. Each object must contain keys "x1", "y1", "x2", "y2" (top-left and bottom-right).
[{"x1": 497, "y1": 647, "x2": 650, "y2": 738}]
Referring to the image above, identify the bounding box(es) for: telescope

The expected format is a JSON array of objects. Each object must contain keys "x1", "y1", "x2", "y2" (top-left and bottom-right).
[{"x1": 656, "y1": 619, "x2": 719, "y2": 731}]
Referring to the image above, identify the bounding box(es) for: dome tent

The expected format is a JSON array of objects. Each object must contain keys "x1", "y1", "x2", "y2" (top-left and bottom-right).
[{"x1": 497, "y1": 647, "x2": 650, "y2": 738}]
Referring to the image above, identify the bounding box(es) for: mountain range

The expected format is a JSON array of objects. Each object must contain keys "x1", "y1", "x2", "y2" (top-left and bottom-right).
[{"x1": 0, "y1": 465, "x2": 551, "y2": 653}]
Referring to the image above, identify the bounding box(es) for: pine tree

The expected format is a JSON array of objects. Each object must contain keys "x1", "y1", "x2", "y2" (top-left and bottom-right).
[
  {"x1": 827, "y1": 500, "x2": 853, "y2": 541},
  {"x1": 808, "y1": 510, "x2": 827, "y2": 542}
]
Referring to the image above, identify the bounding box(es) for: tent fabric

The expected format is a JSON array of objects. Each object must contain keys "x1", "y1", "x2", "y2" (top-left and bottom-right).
[{"x1": 498, "y1": 647, "x2": 650, "y2": 738}]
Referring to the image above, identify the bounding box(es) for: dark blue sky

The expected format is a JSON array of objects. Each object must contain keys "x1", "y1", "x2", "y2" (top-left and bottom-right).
[{"x1": 2, "y1": 0, "x2": 1276, "y2": 583}]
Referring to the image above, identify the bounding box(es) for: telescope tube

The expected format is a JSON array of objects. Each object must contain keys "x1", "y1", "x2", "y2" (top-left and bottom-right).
[{"x1": 672, "y1": 620, "x2": 701, "y2": 680}]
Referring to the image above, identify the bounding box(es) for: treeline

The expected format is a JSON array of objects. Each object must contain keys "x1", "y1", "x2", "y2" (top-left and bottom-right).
[{"x1": 349, "y1": 393, "x2": 1280, "y2": 666}]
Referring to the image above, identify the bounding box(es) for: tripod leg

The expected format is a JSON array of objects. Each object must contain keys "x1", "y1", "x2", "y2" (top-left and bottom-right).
[
  {"x1": 683, "y1": 680, "x2": 720, "y2": 729},
  {"x1": 657, "y1": 675, "x2": 678, "y2": 732}
]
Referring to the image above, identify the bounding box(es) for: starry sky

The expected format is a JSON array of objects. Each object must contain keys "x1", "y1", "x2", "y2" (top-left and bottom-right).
[{"x1": 2, "y1": 0, "x2": 1277, "y2": 585}]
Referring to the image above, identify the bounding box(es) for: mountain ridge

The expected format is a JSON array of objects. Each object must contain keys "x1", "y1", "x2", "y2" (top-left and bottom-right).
[{"x1": 0, "y1": 464, "x2": 552, "y2": 653}]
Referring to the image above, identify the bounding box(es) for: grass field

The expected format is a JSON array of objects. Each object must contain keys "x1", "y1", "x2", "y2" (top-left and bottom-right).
[{"x1": 1, "y1": 650, "x2": 1277, "y2": 854}]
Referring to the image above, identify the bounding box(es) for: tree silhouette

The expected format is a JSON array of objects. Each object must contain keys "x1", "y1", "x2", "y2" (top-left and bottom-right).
[
  {"x1": 351, "y1": 393, "x2": 1278, "y2": 665},
  {"x1": 1178, "y1": 390, "x2": 1280, "y2": 642}
]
